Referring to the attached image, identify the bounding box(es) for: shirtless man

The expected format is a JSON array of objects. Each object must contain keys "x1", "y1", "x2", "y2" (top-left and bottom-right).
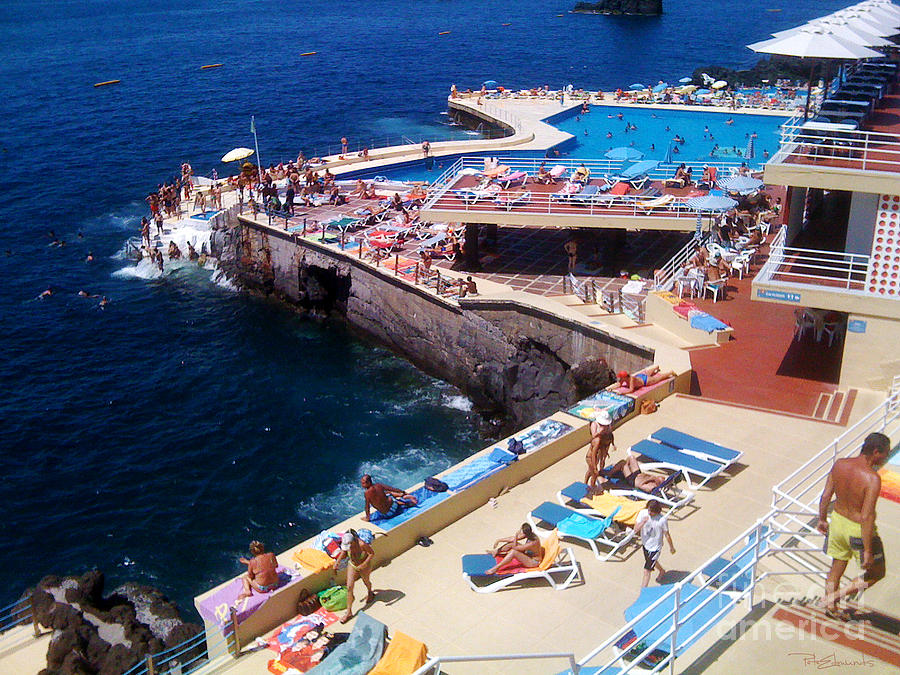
[
  {"x1": 360, "y1": 474, "x2": 418, "y2": 522},
  {"x1": 817, "y1": 432, "x2": 890, "y2": 620},
  {"x1": 601, "y1": 454, "x2": 669, "y2": 494},
  {"x1": 585, "y1": 410, "x2": 616, "y2": 494}
]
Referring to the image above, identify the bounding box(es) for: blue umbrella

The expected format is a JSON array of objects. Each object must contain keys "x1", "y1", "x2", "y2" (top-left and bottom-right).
[
  {"x1": 679, "y1": 77, "x2": 693, "y2": 83},
  {"x1": 686, "y1": 195, "x2": 738, "y2": 211},
  {"x1": 624, "y1": 583, "x2": 734, "y2": 656},
  {"x1": 718, "y1": 175, "x2": 764, "y2": 194},
  {"x1": 605, "y1": 146, "x2": 644, "y2": 161},
  {"x1": 652, "y1": 82, "x2": 669, "y2": 93},
  {"x1": 482, "y1": 79, "x2": 498, "y2": 89},
  {"x1": 696, "y1": 88, "x2": 711, "y2": 95},
  {"x1": 630, "y1": 83, "x2": 645, "y2": 90}
]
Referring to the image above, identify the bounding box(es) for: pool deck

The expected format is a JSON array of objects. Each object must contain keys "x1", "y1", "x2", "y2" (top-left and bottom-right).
[{"x1": 187, "y1": 389, "x2": 897, "y2": 675}]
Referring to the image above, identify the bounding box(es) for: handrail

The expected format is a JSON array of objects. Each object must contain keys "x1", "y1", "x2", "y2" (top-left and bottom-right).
[
  {"x1": 0, "y1": 592, "x2": 33, "y2": 633},
  {"x1": 755, "y1": 227, "x2": 873, "y2": 294},
  {"x1": 409, "y1": 650, "x2": 578, "y2": 675},
  {"x1": 653, "y1": 232, "x2": 708, "y2": 292},
  {"x1": 772, "y1": 118, "x2": 900, "y2": 173}
]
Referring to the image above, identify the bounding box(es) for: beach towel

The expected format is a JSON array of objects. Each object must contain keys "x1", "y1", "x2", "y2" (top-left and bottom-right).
[
  {"x1": 557, "y1": 512, "x2": 609, "y2": 540},
  {"x1": 442, "y1": 456, "x2": 505, "y2": 492},
  {"x1": 582, "y1": 494, "x2": 647, "y2": 526},
  {"x1": 266, "y1": 607, "x2": 340, "y2": 653},
  {"x1": 368, "y1": 631, "x2": 428, "y2": 675},
  {"x1": 689, "y1": 313, "x2": 729, "y2": 332},
  {"x1": 568, "y1": 390, "x2": 635, "y2": 423},
  {"x1": 196, "y1": 567, "x2": 296, "y2": 630},
  {"x1": 369, "y1": 486, "x2": 452, "y2": 532},
  {"x1": 292, "y1": 548, "x2": 336, "y2": 575},
  {"x1": 305, "y1": 611, "x2": 387, "y2": 675}
]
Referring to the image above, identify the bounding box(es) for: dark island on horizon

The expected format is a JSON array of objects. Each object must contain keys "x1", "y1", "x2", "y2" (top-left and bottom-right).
[{"x1": 573, "y1": 0, "x2": 663, "y2": 15}]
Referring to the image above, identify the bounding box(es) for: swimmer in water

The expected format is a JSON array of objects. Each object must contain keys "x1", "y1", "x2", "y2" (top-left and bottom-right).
[
  {"x1": 39, "y1": 287, "x2": 53, "y2": 299},
  {"x1": 726, "y1": 118, "x2": 734, "y2": 125},
  {"x1": 77, "y1": 290, "x2": 99, "y2": 298},
  {"x1": 197, "y1": 253, "x2": 208, "y2": 267},
  {"x1": 99, "y1": 296, "x2": 109, "y2": 309},
  {"x1": 187, "y1": 242, "x2": 199, "y2": 262},
  {"x1": 606, "y1": 131, "x2": 613, "y2": 139},
  {"x1": 85, "y1": 251, "x2": 93, "y2": 263}
]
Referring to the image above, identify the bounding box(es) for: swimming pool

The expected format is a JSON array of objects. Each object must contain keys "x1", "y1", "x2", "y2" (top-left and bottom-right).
[{"x1": 549, "y1": 106, "x2": 787, "y2": 168}]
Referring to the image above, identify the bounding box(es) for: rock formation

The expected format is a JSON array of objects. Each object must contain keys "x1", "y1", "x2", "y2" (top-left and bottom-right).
[
  {"x1": 28, "y1": 571, "x2": 203, "y2": 675},
  {"x1": 573, "y1": 0, "x2": 663, "y2": 15}
]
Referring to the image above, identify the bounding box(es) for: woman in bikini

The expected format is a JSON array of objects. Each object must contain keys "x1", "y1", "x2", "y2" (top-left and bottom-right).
[
  {"x1": 336, "y1": 530, "x2": 376, "y2": 623},
  {"x1": 616, "y1": 365, "x2": 676, "y2": 394},
  {"x1": 485, "y1": 523, "x2": 543, "y2": 575},
  {"x1": 237, "y1": 541, "x2": 279, "y2": 600}
]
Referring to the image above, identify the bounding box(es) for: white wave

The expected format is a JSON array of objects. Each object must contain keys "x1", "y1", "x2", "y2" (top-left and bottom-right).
[
  {"x1": 211, "y1": 269, "x2": 237, "y2": 291},
  {"x1": 113, "y1": 259, "x2": 164, "y2": 280},
  {"x1": 442, "y1": 394, "x2": 473, "y2": 412},
  {"x1": 294, "y1": 446, "x2": 454, "y2": 527}
]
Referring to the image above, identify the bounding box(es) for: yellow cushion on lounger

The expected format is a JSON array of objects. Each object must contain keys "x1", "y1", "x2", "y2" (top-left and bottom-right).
[
  {"x1": 537, "y1": 531, "x2": 561, "y2": 571},
  {"x1": 292, "y1": 547, "x2": 335, "y2": 574},
  {"x1": 582, "y1": 494, "x2": 647, "y2": 527},
  {"x1": 368, "y1": 631, "x2": 428, "y2": 675}
]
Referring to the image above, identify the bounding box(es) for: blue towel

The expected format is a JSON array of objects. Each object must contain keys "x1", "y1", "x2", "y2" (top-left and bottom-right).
[
  {"x1": 373, "y1": 487, "x2": 452, "y2": 531},
  {"x1": 689, "y1": 312, "x2": 729, "y2": 332},
  {"x1": 442, "y1": 456, "x2": 505, "y2": 491},
  {"x1": 488, "y1": 447, "x2": 517, "y2": 464},
  {"x1": 557, "y1": 513, "x2": 607, "y2": 539}
]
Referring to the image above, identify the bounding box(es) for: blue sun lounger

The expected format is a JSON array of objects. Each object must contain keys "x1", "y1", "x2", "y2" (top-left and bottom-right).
[
  {"x1": 569, "y1": 184, "x2": 600, "y2": 205},
  {"x1": 629, "y1": 440, "x2": 726, "y2": 489},
  {"x1": 701, "y1": 526, "x2": 770, "y2": 593},
  {"x1": 650, "y1": 427, "x2": 743, "y2": 465},
  {"x1": 528, "y1": 501, "x2": 632, "y2": 560}
]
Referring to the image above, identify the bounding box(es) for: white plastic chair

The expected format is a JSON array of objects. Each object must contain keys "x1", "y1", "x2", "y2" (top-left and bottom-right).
[
  {"x1": 704, "y1": 279, "x2": 726, "y2": 302},
  {"x1": 794, "y1": 310, "x2": 816, "y2": 341},
  {"x1": 822, "y1": 321, "x2": 843, "y2": 347}
]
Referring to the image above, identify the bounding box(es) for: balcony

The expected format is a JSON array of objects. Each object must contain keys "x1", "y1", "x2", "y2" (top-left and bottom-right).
[{"x1": 752, "y1": 226, "x2": 900, "y2": 319}]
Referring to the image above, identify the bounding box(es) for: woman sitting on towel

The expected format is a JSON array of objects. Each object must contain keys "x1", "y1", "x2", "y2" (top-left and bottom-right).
[
  {"x1": 616, "y1": 365, "x2": 676, "y2": 394},
  {"x1": 237, "y1": 541, "x2": 280, "y2": 600},
  {"x1": 485, "y1": 524, "x2": 543, "y2": 575}
]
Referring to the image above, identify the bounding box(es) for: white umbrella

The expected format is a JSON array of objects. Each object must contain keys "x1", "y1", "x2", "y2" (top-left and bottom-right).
[
  {"x1": 711, "y1": 80, "x2": 728, "y2": 89},
  {"x1": 847, "y1": 5, "x2": 900, "y2": 25},
  {"x1": 832, "y1": 11, "x2": 899, "y2": 36},
  {"x1": 221, "y1": 147, "x2": 254, "y2": 163},
  {"x1": 748, "y1": 27, "x2": 883, "y2": 120},
  {"x1": 773, "y1": 20, "x2": 895, "y2": 47},
  {"x1": 860, "y1": 1, "x2": 900, "y2": 18}
]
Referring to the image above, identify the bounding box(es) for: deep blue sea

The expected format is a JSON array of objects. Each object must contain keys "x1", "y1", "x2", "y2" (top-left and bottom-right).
[{"x1": 0, "y1": 0, "x2": 849, "y2": 618}]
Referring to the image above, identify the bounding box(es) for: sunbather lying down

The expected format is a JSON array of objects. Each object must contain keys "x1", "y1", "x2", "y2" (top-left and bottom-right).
[
  {"x1": 616, "y1": 365, "x2": 676, "y2": 394},
  {"x1": 600, "y1": 455, "x2": 667, "y2": 494},
  {"x1": 485, "y1": 523, "x2": 543, "y2": 575}
]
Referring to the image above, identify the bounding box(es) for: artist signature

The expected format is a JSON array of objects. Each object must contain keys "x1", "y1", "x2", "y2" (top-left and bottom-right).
[{"x1": 788, "y1": 652, "x2": 875, "y2": 669}]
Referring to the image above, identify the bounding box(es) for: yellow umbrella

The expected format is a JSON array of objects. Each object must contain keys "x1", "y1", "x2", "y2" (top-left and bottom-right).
[
  {"x1": 221, "y1": 147, "x2": 254, "y2": 163},
  {"x1": 677, "y1": 84, "x2": 697, "y2": 94}
]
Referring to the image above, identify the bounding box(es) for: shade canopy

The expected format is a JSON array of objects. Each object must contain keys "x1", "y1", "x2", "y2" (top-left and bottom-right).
[
  {"x1": 221, "y1": 147, "x2": 254, "y2": 163},
  {"x1": 605, "y1": 146, "x2": 644, "y2": 161},
  {"x1": 686, "y1": 195, "x2": 739, "y2": 211},
  {"x1": 630, "y1": 83, "x2": 646, "y2": 90},
  {"x1": 712, "y1": 80, "x2": 728, "y2": 89},
  {"x1": 748, "y1": 27, "x2": 883, "y2": 59},
  {"x1": 772, "y1": 19, "x2": 895, "y2": 47},
  {"x1": 652, "y1": 82, "x2": 669, "y2": 93},
  {"x1": 679, "y1": 76, "x2": 693, "y2": 83},
  {"x1": 482, "y1": 79, "x2": 498, "y2": 89},
  {"x1": 605, "y1": 147, "x2": 645, "y2": 161},
  {"x1": 718, "y1": 175, "x2": 765, "y2": 194},
  {"x1": 677, "y1": 84, "x2": 698, "y2": 94}
]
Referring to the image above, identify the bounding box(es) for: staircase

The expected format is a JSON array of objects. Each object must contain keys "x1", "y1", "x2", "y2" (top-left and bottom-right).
[{"x1": 812, "y1": 388, "x2": 856, "y2": 423}]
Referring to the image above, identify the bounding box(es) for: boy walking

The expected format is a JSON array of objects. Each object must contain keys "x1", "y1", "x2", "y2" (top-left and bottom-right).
[{"x1": 635, "y1": 500, "x2": 676, "y2": 587}]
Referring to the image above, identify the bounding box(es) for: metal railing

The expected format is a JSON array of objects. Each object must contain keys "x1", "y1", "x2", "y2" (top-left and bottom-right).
[
  {"x1": 772, "y1": 118, "x2": 900, "y2": 174},
  {"x1": 291, "y1": 131, "x2": 503, "y2": 164},
  {"x1": 653, "y1": 232, "x2": 708, "y2": 292},
  {"x1": 755, "y1": 226, "x2": 870, "y2": 293},
  {"x1": 422, "y1": 157, "x2": 745, "y2": 222},
  {"x1": 0, "y1": 592, "x2": 36, "y2": 636}
]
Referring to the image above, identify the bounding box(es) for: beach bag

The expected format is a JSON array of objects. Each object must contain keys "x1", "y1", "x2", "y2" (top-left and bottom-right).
[
  {"x1": 424, "y1": 477, "x2": 449, "y2": 492},
  {"x1": 317, "y1": 586, "x2": 348, "y2": 611},
  {"x1": 355, "y1": 528, "x2": 375, "y2": 544},
  {"x1": 640, "y1": 399, "x2": 658, "y2": 415},
  {"x1": 296, "y1": 588, "x2": 321, "y2": 616}
]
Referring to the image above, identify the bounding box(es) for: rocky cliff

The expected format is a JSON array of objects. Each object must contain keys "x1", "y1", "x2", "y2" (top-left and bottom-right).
[{"x1": 573, "y1": 0, "x2": 663, "y2": 15}]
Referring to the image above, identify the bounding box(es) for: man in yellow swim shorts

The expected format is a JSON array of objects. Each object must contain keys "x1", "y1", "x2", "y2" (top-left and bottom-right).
[{"x1": 817, "y1": 432, "x2": 890, "y2": 620}]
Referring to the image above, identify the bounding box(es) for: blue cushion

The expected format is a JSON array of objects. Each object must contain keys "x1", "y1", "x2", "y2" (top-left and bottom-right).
[
  {"x1": 631, "y1": 440, "x2": 721, "y2": 476},
  {"x1": 462, "y1": 554, "x2": 503, "y2": 577},
  {"x1": 651, "y1": 427, "x2": 740, "y2": 463}
]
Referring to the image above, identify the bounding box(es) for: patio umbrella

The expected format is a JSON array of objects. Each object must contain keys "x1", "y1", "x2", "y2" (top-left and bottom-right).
[
  {"x1": 482, "y1": 79, "x2": 498, "y2": 89},
  {"x1": 832, "y1": 11, "x2": 899, "y2": 36},
  {"x1": 695, "y1": 88, "x2": 711, "y2": 95},
  {"x1": 630, "y1": 83, "x2": 646, "y2": 90},
  {"x1": 624, "y1": 584, "x2": 734, "y2": 656},
  {"x1": 772, "y1": 20, "x2": 894, "y2": 47},
  {"x1": 718, "y1": 175, "x2": 765, "y2": 194},
  {"x1": 748, "y1": 27, "x2": 883, "y2": 119},
  {"x1": 679, "y1": 76, "x2": 693, "y2": 83},
  {"x1": 652, "y1": 82, "x2": 669, "y2": 93},
  {"x1": 687, "y1": 194, "x2": 738, "y2": 237},
  {"x1": 605, "y1": 146, "x2": 644, "y2": 161},
  {"x1": 712, "y1": 80, "x2": 728, "y2": 90},
  {"x1": 677, "y1": 84, "x2": 697, "y2": 94},
  {"x1": 221, "y1": 147, "x2": 254, "y2": 163}
]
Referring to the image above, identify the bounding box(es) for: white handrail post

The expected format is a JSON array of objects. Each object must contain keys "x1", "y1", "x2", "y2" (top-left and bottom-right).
[
  {"x1": 669, "y1": 583, "x2": 681, "y2": 675},
  {"x1": 749, "y1": 520, "x2": 763, "y2": 610}
]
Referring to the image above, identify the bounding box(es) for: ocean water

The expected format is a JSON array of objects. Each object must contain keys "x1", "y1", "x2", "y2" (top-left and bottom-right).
[{"x1": 0, "y1": 0, "x2": 850, "y2": 617}]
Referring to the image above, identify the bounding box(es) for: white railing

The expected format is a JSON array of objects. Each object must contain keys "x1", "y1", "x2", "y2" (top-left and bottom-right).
[
  {"x1": 653, "y1": 232, "x2": 708, "y2": 292},
  {"x1": 772, "y1": 119, "x2": 900, "y2": 174},
  {"x1": 422, "y1": 156, "x2": 744, "y2": 222},
  {"x1": 755, "y1": 228, "x2": 870, "y2": 293}
]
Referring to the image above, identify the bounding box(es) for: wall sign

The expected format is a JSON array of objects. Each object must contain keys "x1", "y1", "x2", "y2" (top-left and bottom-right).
[
  {"x1": 757, "y1": 288, "x2": 801, "y2": 302},
  {"x1": 848, "y1": 319, "x2": 867, "y2": 334}
]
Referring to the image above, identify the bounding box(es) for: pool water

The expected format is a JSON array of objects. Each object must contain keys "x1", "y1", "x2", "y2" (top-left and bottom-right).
[{"x1": 551, "y1": 106, "x2": 787, "y2": 168}]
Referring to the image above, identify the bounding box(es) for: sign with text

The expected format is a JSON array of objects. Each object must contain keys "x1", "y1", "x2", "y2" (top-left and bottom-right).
[
  {"x1": 848, "y1": 319, "x2": 867, "y2": 334},
  {"x1": 757, "y1": 288, "x2": 801, "y2": 303}
]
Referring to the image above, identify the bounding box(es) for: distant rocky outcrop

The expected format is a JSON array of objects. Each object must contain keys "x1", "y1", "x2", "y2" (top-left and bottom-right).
[
  {"x1": 573, "y1": 0, "x2": 663, "y2": 15},
  {"x1": 27, "y1": 571, "x2": 203, "y2": 675}
]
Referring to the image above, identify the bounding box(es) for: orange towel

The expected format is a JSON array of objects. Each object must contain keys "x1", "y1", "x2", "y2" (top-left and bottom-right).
[
  {"x1": 369, "y1": 631, "x2": 428, "y2": 675},
  {"x1": 582, "y1": 493, "x2": 647, "y2": 527},
  {"x1": 291, "y1": 548, "x2": 335, "y2": 574}
]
